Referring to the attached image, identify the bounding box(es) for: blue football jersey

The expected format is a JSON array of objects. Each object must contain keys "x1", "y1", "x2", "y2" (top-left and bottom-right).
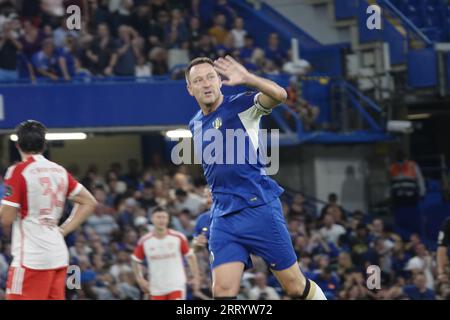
[{"x1": 188, "y1": 91, "x2": 284, "y2": 217}]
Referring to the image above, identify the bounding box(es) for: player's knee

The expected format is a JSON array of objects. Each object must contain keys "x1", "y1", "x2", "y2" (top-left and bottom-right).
[
  {"x1": 282, "y1": 275, "x2": 306, "y2": 297},
  {"x1": 213, "y1": 281, "x2": 238, "y2": 296},
  {"x1": 284, "y1": 284, "x2": 303, "y2": 297}
]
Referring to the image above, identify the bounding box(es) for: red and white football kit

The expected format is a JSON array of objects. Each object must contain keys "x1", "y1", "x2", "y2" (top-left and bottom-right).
[
  {"x1": 2, "y1": 155, "x2": 82, "y2": 300},
  {"x1": 132, "y1": 229, "x2": 193, "y2": 300}
]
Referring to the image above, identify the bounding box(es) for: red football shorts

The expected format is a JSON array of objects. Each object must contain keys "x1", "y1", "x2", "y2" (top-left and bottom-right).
[
  {"x1": 150, "y1": 290, "x2": 185, "y2": 300},
  {"x1": 6, "y1": 266, "x2": 67, "y2": 300}
]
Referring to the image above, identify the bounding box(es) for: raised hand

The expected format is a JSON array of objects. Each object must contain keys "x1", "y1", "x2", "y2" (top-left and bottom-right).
[{"x1": 213, "y1": 55, "x2": 252, "y2": 86}]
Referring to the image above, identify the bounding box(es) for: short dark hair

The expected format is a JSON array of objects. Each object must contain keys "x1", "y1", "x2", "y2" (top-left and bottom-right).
[
  {"x1": 328, "y1": 193, "x2": 338, "y2": 202},
  {"x1": 185, "y1": 57, "x2": 214, "y2": 81},
  {"x1": 175, "y1": 188, "x2": 187, "y2": 197},
  {"x1": 151, "y1": 206, "x2": 168, "y2": 215},
  {"x1": 16, "y1": 120, "x2": 47, "y2": 154}
]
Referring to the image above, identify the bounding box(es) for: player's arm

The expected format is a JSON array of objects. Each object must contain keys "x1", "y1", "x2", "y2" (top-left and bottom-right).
[
  {"x1": 214, "y1": 55, "x2": 287, "y2": 109},
  {"x1": 59, "y1": 186, "x2": 98, "y2": 237},
  {"x1": 0, "y1": 205, "x2": 18, "y2": 231},
  {"x1": 186, "y1": 251, "x2": 201, "y2": 294},
  {"x1": 131, "y1": 241, "x2": 150, "y2": 294},
  {"x1": 0, "y1": 166, "x2": 24, "y2": 232},
  {"x1": 131, "y1": 257, "x2": 150, "y2": 294}
]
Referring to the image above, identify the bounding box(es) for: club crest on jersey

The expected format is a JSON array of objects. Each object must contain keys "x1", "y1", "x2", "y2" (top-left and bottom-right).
[
  {"x1": 212, "y1": 117, "x2": 222, "y2": 129},
  {"x1": 4, "y1": 185, "x2": 13, "y2": 197}
]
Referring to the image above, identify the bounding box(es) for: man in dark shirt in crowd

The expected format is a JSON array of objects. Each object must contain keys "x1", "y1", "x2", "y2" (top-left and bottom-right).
[
  {"x1": 85, "y1": 23, "x2": 117, "y2": 76},
  {"x1": 0, "y1": 20, "x2": 22, "y2": 82}
]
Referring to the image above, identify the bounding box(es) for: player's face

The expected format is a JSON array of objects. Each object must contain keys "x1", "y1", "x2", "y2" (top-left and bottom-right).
[
  {"x1": 187, "y1": 63, "x2": 222, "y2": 107},
  {"x1": 151, "y1": 211, "x2": 169, "y2": 230}
]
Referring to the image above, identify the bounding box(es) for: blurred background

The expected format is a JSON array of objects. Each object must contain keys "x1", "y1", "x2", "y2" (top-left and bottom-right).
[{"x1": 0, "y1": 0, "x2": 450, "y2": 300}]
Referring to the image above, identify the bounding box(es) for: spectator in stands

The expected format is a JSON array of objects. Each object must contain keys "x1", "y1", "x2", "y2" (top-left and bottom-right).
[
  {"x1": 0, "y1": 20, "x2": 22, "y2": 82},
  {"x1": 208, "y1": 14, "x2": 229, "y2": 45},
  {"x1": 130, "y1": 3, "x2": 152, "y2": 39},
  {"x1": 319, "y1": 213, "x2": 346, "y2": 246},
  {"x1": 108, "y1": 0, "x2": 133, "y2": 34},
  {"x1": 166, "y1": 8, "x2": 188, "y2": 49},
  {"x1": 138, "y1": 181, "x2": 157, "y2": 212},
  {"x1": 187, "y1": 16, "x2": 203, "y2": 53},
  {"x1": 248, "y1": 272, "x2": 281, "y2": 300},
  {"x1": 123, "y1": 158, "x2": 141, "y2": 190},
  {"x1": 53, "y1": 16, "x2": 78, "y2": 48},
  {"x1": 135, "y1": 54, "x2": 152, "y2": 77},
  {"x1": 86, "y1": 188, "x2": 119, "y2": 243},
  {"x1": 190, "y1": 34, "x2": 217, "y2": 60},
  {"x1": 230, "y1": 17, "x2": 247, "y2": 49},
  {"x1": 57, "y1": 34, "x2": 78, "y2": 79},
  {"x1": 85, "y1": 23, "x2": 117, "y2": 76},
  {"x1": 402, "y1": 273, "x2": 436, "y2": 300},
  {"x1": 285, "y1": 77, "x2": 320, "y2": 131},
  {"x1": 311, "y1": 265, "x2": 340, "y2": 299},
  {"x1": 213, "y1": 0, "x2": 236, "y2": 29},
  {"x1": 404, "y1": 243, "x2": 435, "y2": 290},
  {"x1": 215, "y1": 33, "x2": 235, "y2": 58},
  {"x1": 151, "y1": 9, "x2": 171, "y2": 47},
  {"x1": 174, "y1": 209, "x2": 195, "y2": 238},
  {"x1": 117, "y1": 271, "x2": 141, "y2": 300},
  {"x1": 148, "y1": 45, "x2": 168, "y2": 75},
  {"x1": 239, "y1": 34, "x2": 256, "y2": 64},
  {"x1": 348, "y1": 222, "x2": 372, "y2": 268},
  {"x1": 265, "y1": 32, "x2": 286, "y2": 68},
  {"x1": 112, "y1": 25, "x2": 142, "y2": 76},
  {"x1": 110, "y1": 250, "x2": 133, "y2": 283},
  {"x1": 173, "y1": 188, "x2": 206, "y2": 217},
  {"x1": 320, "y1": 193, "x2": 345, "y2": 220},
  {"x1": 32, "y1": 37, "x2": 70, "y2": 81},
  {"x1": 19, "y1": 20, "x2": 43, "y2": 79},
  {"x1": 150, "y1": 0, "x2": 170, "y2": 19}
]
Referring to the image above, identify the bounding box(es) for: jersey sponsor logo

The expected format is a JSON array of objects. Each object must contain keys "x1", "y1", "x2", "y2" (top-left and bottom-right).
[
  {"x1": 5, "y1": 185, "x2": 13, "y2": 197},
  {"x1": 167, "y1": 242, "x2": 175, "y2": 250},
  {"x1": 149, "y1": 252, "x2": 177, "y2": 260}
]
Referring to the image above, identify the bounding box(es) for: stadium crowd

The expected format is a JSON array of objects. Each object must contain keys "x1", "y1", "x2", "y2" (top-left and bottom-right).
[
  {"x1": 0, "y1": 0, "x2": 311, "y2": 83},
  {"x1": 0, "y1": 158, "x2": 449, "y2": 300}
]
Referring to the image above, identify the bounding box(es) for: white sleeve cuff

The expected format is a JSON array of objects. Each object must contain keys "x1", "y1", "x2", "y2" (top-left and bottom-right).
[
  {"x1": 1, "y1": 200, "x2": 20, "y2": 208},
  {"x1": 253, "y1": 93, "x2": 272, "y2": 115},
  {"x1": 68, "y1": 183, "x2": 83, "y2": 199},
  {"x1": 131, "y1": 255, "x2": 143, "y2": 263}
]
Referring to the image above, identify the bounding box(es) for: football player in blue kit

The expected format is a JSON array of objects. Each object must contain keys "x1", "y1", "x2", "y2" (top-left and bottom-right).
[{"x1": 186, "y1": 56, "x2": 326, "y2": 300}]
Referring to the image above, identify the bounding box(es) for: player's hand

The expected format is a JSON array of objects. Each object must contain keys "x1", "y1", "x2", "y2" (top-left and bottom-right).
[
  {"x1": 58, "y1": 227, "x2": 66, "y2": 237},
  {"x1": 213, "y1": 55, "x2": 252, "y2": 86},
  {"x1": 438, "y1": 273, "x2": 448, "y2": 283},
  {"x1": 137, "y1": 278, "x2": 150, "y2": 294},
  {"x1": 193, "y1": 234, "x2": 208, "y2": 249},
  {"x1": 191, "y1": 276, "x2": 201, "y2": 294}
]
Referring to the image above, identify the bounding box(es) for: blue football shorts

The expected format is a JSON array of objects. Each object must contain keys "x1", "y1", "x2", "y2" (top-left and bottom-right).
[{"x1": 208, "y1": 198, "x2": 298, "y2": 271}]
